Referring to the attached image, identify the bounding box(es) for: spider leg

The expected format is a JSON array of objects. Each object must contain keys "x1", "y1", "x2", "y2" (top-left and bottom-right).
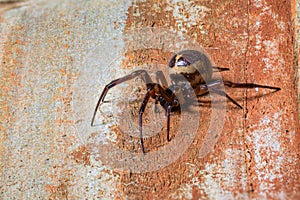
[
  {"x1": 195, "y1": 87, "x2": 242, "y2": 108},
  {"x1": 139, "y1": 83, "x2": 178, "y2": 153},
  {"x1": 223, "y1": 80, "x2": 281, "y2": 91},
  {"x1": 91, "y1": 70, "x2": 153, "y2": 126},
  {"x1": 139, "y1": 90, "x2": 152, "y2": 154},
  {"x1": 166, "y1": 103, "x2": 172, "y2": 141},
  {"x1": 209, "y1": 88, "x2": 243, "y2": 109},
  {"x1": 153, "y1": 71, "x2": 169, "y2": 113},
  {"x1": 212, "y1": 66, "x2": 230, "y2": 72},
  {"x1": 195, "y1": 80, "x2": 280, "y2": 109},
  {"x1": 155, "y1": 70, "x2": 168, "y2": 86},
  {"x1": 153, "y1": 85, "x2": 179, "y2": 142},
  {"x1": 198, "y1": 83, "x2": 243, "y2": 109}
]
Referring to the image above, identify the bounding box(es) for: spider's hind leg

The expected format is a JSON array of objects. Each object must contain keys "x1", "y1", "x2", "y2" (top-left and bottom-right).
[
  {"x1": 223, "y1": 81, "x2": 281, "y2": 91},
  {"x1": 195, "y1": 79, "x2": 280, "y2": 109},
  {"x1": 212, "y1": 66, "x2": 230, "y2": 72}
]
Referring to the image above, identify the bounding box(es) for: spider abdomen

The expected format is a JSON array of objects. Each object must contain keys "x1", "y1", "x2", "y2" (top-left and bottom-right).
[{"x1": 168, "y1": 50, "x2": 213, "y2": 88}]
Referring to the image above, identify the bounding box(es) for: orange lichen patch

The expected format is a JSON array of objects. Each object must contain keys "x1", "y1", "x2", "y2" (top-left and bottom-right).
[
  {"x1": 46, "y1": 183, "x2": 68, "y2": 200},
  {"x1": 45, "y1": 184, "x2": 57, "y2": 194},
  {"x1": 0, "y1": 24, "x2": 27, "y2": 174},
  {"x1": 1, "y1": 12, "x2": 82, "y2": 198},
  {"x1": 58, "y1": 68, "x2": 67, "y2": 74},
  {"x1": 70, "y1": 145, "x2": 91, "y2": 166},
  {"x1": 47, "y1": 163, "x2": 75, "y2": 199},
  {"x1": 48, "y1": 181, "x2": 69, "y2": 200}
]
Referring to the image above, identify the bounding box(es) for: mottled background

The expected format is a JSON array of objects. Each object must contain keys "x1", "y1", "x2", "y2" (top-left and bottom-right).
[{"x1": 0, "y1": 0, "x2": 299, "y2": 199}]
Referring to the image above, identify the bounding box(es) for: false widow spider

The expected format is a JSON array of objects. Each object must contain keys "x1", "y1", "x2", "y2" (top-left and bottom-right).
[{"x1": 91, "y1": 50, "x2": 280, "y2": 154}]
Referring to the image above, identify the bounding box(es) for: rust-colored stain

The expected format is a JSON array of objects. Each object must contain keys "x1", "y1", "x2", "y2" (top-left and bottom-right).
[
  {"x1": 0, "y1": 23, "x2": 26, "y2": 176},
  {"x1": 1, "y1": 6, "x2": 82, "y2": 199},
  {"x1": 113, "y1": 0, "x2": 300, "y2": 199},
  {"x1": 70, "y1": 145, "x2": 91, "y2": 166},
  {"x1": 47, "y1": 180, "x2": 69, "y2": 200},
  {"x1": 121, "y1": 48, "x2": 172, "y2": 69},
  {"x1": 125, "y1": 1, "x2": 175, "y2": 29}
]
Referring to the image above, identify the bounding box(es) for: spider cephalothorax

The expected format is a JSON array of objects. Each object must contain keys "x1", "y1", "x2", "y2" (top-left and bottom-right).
[{"x1": 91, "y1": 50, "x2": 280, "y2": 154}]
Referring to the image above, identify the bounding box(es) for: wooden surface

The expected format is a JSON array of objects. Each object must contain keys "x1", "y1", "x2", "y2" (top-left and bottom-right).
[{"x1": 0, "y1": 0, "x2": 299, "y2": 199}]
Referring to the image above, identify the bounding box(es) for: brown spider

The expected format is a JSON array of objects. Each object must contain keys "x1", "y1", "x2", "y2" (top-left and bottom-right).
[{"x1": 91, "y1": 50, "x2": 280, "y2": 154}]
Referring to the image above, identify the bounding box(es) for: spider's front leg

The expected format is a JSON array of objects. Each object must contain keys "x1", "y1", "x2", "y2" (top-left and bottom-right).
[
  {"x1": 138, "y1": 83, "x2": 179, "y2": 154},
  {"x1": 91, "y1": 70, "x2": 153, "y2": 126}
]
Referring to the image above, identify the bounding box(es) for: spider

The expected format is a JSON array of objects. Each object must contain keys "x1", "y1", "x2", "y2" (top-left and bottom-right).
[{"x1": 91, "y1": 50, "x2": 280, "y2": 154}]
